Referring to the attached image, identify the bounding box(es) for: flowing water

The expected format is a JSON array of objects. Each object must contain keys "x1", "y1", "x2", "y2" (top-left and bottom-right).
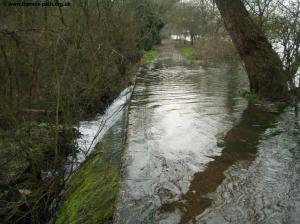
[
  {"x1": 114, "y1": 42, "x2": 300, "y2": 224},
  {"x1": 65, "y1": 86, "x2": 133, "y2": 177}
]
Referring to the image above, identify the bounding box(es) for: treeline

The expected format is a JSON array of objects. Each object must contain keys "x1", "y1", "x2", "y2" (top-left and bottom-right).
[
  {"x1": 168, "y1": 0, "x2": 235, "y2": 60},
  {"x1": 168, "y1": 0, "x2": 300, "y2": 94},
  {"x1": 244, "y1": 0, "x2": 300, "y2": 92},
  {"x1": 0, "y1": 0, "x2": 164, "y2": 127},
  {"x1": 0, "y1": 0, "x2": 164, "y2": 223}
]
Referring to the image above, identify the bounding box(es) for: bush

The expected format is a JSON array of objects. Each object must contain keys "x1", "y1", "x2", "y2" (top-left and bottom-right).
[
  {"x1": 0, "y1": 0, "x2": 165, "y2": 223},
  {"x1": 194, "y1": 36, "x2": 238, "y2": 62}
]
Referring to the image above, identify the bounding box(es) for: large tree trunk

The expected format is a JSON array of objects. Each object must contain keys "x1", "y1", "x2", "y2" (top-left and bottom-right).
[{"x1": 215, "y1": 0, "x2": 288, "y2": 101}]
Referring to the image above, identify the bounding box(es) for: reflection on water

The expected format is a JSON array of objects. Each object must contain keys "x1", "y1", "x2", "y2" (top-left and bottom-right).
[
  {"x1": 196, "y1": 106, "x2": 300, "y2": 224},
  {"x1": 114, "y1": 42, "x2": 300, "y2": 224},
  {"x1": 164, "y1": 106, "x2": 277, "y2": 223}
]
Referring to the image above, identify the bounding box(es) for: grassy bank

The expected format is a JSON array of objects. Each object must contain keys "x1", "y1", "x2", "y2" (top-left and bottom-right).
[
  {"x1": 173, "y1": 37, "x2": 238, "y2": 66},
  {"x1": 194, "y1": 37, "x2": 238, "y2": 63},
  {"x1": 176, "y1": 44, "x2": 198, "y2": 67},
  {"x1": 141, "y1": 47, "x2": 159, "y2": 66}
]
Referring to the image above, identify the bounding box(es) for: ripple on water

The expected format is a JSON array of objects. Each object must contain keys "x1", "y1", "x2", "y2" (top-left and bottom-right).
[
  {"x1": 115, "y1": 42, "x2": 300, "y2": 224},
  {"x1": 114, "y1": 43, "x2": 249, "y2": 223},
  {"x1": 196, "y1": 110, "x2": 300, "y2": 224}
]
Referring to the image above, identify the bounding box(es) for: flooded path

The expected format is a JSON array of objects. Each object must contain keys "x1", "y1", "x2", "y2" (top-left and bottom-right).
[{"x1": 114, "y1": 41, "x2": 300, "y2": 223}]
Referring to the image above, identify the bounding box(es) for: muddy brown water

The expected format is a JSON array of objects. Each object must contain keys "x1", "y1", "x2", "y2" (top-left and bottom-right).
[{"x1": 114, "y1": 42, "x2": 300, "y2": 224}]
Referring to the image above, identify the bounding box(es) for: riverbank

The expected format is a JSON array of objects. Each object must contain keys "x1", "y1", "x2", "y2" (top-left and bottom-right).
[
  {"x1": 0, "y1": 46, "x2": 159, "y2": 224},
  {"x1": 175, "y1": 44, "x2": 198, "y2": 67},
  {"x1": 173, "y1": 37, "x2": 238, "y2": 66},
  {"x1": 54, "y1": 48, "x2": 159, "y2": 224}
]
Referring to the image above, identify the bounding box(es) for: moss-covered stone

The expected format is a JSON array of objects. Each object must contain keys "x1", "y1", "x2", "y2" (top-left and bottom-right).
[{"x1": 55, "y1": 112, "x2": 128, "y2": 224}]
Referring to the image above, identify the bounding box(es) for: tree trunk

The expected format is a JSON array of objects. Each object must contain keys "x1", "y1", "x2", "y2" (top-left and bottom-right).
[
  {"x1": 190, "y1": 32, "x2": 194, "y2": 46},
  {"x1": 215, "y1": 0, "x2": 288, "y2": 101}
]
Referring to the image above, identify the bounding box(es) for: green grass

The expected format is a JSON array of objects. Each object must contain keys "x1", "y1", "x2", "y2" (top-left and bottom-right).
[
  {"x1": 141, "y1": 47, "x2": 158, "y2": 66},
  {"x1": 177, "y1": 46, "x2": 198, "y2": 67}
]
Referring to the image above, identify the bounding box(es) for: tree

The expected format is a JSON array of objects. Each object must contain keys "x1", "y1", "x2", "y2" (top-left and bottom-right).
[
  {"x1": 130, "y1": 0, "x2": 165, "y2": 50},
  {"x1": 245, "y1": 0, "x2": 300, "y2": 91},
  {"x1": 0, "y1": 0, "x2": 165, "y2": 223},
  {"x1": 170, "y1": 1, "x2": 209, "y2": 45},
  {"x1": 244, "y1": 0, "x2": 275, "y2": 29},
  {"x1": 215, "y1": 0, "x2": 288, "y2": 101},
  {"x1": 273, "y1": 1, "x2": 300, "y2": 90}
]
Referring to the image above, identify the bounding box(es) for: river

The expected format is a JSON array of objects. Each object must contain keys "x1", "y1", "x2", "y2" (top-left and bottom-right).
[{"x1": 113, "y1": 41, "x2": 300, "y2": 224}]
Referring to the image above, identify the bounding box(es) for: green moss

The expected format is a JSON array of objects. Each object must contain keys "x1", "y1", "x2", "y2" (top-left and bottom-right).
[
  {"x1": 141, "y1": 47, "x2": 158, "y2": 66},
  {"x1": 55, "y1": 115, "x2": 127, "y2": 224},
  {"x1": 177, "y1": 46, "x2": 198, "y2": 68}
]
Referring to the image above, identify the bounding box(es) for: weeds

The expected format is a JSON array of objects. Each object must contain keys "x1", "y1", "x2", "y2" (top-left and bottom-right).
[
  {"x1": 194, "y1": 36, "x2": 238, "y2": 62},
  {"x1": 141, "y1": 48, "x2": 159, "y2": 66},
  {"x1": 240, "y1": 90, "x2": 261, "y2": 104}
]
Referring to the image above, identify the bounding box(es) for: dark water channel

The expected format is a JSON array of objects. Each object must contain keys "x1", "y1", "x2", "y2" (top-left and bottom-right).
[{"x1": 114, "y1": 43, "x2": 300, "y2": 224}]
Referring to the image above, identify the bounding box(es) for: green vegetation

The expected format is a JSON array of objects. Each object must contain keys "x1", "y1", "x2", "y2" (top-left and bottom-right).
[
  {"x1": 177, "y1": 45, "x2": 198, "y2": 67},
  {"x1": 2, "y1": 0, "x2": 299, "y2": 223},
  {"x1": 141, "y1": 48, "x2": 159, "y2": 66},
  {"x1": 240, "y1": 90, "x2": 261, "y2": 104},
  {"x1": 55, "y1": 115, "x2": 127, "y2": 224},
  {"x1": 166, "y1": 0, "x2": 238, "y2": 63},
  {"x1": 194, "y1": 37, "x2": 238, "y2": 62},
  {"x1": 0, "y1": 121, "x2": 77, "y2": 223},
  {"x1": 168, "y1": 0, "x2": 299, "y2": 99},
  {"x1": 132, "y1": 0, "x2": 165, "y2": 51},
  {"x1": 0, "y1": 0, "x2": 165, "y2": 223}
]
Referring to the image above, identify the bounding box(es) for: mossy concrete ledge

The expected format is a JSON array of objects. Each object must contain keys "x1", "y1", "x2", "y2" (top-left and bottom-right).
[{"x1": 55, "y1": 113, "x2": 128, "y2": 224}]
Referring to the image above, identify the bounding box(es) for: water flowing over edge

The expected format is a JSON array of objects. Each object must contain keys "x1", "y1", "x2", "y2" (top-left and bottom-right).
[{"x1": 65, "y1": 85, "x2": 134, "y2": 177}]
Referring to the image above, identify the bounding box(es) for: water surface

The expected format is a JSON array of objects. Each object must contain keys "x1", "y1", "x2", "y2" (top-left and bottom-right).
[{"x1": 114, "y1": 42, "x2": 300, "y2": 223}]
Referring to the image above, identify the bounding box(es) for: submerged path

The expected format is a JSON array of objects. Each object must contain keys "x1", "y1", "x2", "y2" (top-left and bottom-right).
[{"x1": 114, "y1": 41, "x2": 300, "y2": 224}]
